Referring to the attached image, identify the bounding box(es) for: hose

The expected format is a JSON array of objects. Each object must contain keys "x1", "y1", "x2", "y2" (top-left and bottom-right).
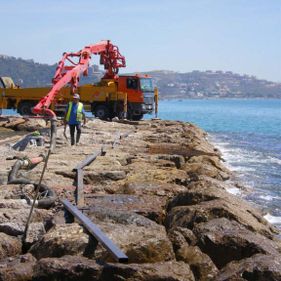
[
  {"x1": 7, "y1": 119, "x2": 57, "y2": 210},
  {"x1": 8, "y1": 158, "x2": 56, "y2": 209}
]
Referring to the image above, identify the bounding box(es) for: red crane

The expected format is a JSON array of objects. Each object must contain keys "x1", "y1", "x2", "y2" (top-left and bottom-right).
[{"x1": 32, "y1": 40, "x2": 126, "y2": 117}]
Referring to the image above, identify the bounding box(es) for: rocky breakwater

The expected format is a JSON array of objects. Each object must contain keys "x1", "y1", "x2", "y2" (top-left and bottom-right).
[{"x1": 0, "y1": 118, "x2": 280, "y2": 281}]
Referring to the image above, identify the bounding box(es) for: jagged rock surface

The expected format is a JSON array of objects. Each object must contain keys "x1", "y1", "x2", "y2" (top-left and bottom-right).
[{"x1": 0, "y1": 118, "x2": 280, "y2": 280}]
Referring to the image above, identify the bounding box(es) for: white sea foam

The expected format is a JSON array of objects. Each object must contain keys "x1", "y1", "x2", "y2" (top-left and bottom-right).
[
  {"x1": 264, "y1": 213, "x2": 281, "y2": 224},
  {"x1": 259, "y1": 194, "x2": 278, "y2": 201},
  {"x1": 267, "y1": 156, "x2": 281, "y2": 165},
  {"x1": 225, "y1": 186, "x2": 242, "y2": 196}
]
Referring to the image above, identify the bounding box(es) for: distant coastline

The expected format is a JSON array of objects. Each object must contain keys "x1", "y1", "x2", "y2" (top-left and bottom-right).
[{"x1": 1, "y1": 55, "x2": 280, "y2": 99}]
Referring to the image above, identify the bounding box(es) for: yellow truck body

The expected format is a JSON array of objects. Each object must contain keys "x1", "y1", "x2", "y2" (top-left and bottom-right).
[{"x1": 0, "y1": 76, "x2": 157, "y2": 120}]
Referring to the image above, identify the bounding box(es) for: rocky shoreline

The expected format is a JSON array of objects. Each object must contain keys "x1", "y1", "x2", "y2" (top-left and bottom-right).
[{"x1": 0, "y1": 117, "x2": 280, "y2": 281}]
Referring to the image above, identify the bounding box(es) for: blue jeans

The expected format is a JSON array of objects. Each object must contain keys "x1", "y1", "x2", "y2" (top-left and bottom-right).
[{"x1": 69, "y1": 124, "x2": 81, "y2": 145}]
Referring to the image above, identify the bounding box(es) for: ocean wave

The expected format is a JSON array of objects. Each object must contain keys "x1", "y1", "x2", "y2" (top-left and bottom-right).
[
  {"x1": 225, "y1": 186, "x2": 242, "y2": 196},
  {"x1": 259, "y1": 194, "x2": 279, "y2": 201},
  {"x1": 264, "y1": 213, "x2": 281, "y2": 225}
]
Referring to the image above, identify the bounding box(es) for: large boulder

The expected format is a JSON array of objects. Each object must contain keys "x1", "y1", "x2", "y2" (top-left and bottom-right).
[
  {"x1": 86, "y1": 207, "x2": 175, "y2": 263},
  {"x1": 0, "y1": 233, "x2": 22, "y2": 260},
  {"x1": 96, "y1": 221, "x2": 175, "y2": 263},
  {"x1": 29, "y1": 223, "x2": 89, "y2": 259},
  {"x1": 182, "y1": 157, "x2": 230, "y2": 180},
  {"x1": 101, "y1": 261, "x2": 195, "y2": 281},
  {"x1": 217, "y1": 254, "x2": 281, "y2": 281},
  {"x1": 122, "y1": 182, "x2": 187, "y2": 198},
  {"x1": 0, "y1": 208, "x2": 50, "y2": 236},
  {"x1": 176, "y1": 245, "x2": 219, "y2": 281},
  {"x1": 85, "y1": 194, "x2": 167, "y2": 224},
  {"x1": 33, "y1": 256, "x2": 195, "y2": 281},
  {"x1": 33, "y1": 255, "x2": 102, "y2": 281},
  {"x1": 168, "y1": 226, "x2": 197, "y2": 251},
  {"x1": 0, "y1": 253, "x2": 36, "y2": 281},
  {"x1": 193, "y1": 218, "x2": 281, "y2": 269},
  {"x1": 124, "y1": 160, "x2": 189, "y2": 186},
  {"x1": 166, "y1": 179, "x2": 277, "y2": 238}
]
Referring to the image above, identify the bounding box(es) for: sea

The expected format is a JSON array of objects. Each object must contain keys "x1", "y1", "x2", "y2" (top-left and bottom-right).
[
  {"x1": 154, "y1": 99, "x2": 281, "y2": 229},
  {"x1": 1, "y1": 99, "x2": 281, "y2": 228}
]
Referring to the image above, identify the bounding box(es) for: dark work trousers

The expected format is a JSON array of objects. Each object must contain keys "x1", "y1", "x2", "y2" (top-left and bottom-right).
[{"x1": 69, "y1": 124, "x2": 82, "y2": 145}]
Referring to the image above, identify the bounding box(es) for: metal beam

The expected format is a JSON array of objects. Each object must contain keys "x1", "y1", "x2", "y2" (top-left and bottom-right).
[
  {"x1": 61, "y1": 199, "x2": 128, "y2": 263},
  {"x1": 75, "y1": 169, "x2": 84, "y2": 207},
  {"x1": 73, "y1": 148, "x2": 105, "y2": 171}
]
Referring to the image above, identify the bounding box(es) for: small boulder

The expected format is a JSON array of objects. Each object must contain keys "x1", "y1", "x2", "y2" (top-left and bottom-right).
[
  {"x1": 0, "y1": 233, "x2": 22, "y2": 261},
  {"x1": 33, "y1": 255, "x2": 102, "y2": 281},
  {"x1": 176, "y1": 245, "x2": 219, "y2": 281},
  {"x1": 0, "y1": 253, "x2": 36, "y2": 281},
  {"x1": 101, "y1": 260, "x2": 195, "y2": 281},
  {"x1": 29, "y1": 223, "x2": 89, "y2": 259}
]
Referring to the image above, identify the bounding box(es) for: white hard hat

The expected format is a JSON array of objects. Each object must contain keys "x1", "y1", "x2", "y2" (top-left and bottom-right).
[{"x1": 73, "y1": 94, "x2": 80, "y2": 99}]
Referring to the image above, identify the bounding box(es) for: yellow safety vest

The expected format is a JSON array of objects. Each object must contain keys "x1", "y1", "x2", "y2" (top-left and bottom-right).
[{"x1": 66, "y1": 102, "x2": 83, "y2": 122}]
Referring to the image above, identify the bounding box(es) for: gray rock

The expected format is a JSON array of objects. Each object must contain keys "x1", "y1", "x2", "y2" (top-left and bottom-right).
[
  {"x1": 166, "y1": 179, "x2": 277, "y2": 238},
  {"x1": 101, "y1": 261, "x2": 195, "y2": 281},
  {"x1": 217, "y1": 254, "x2": 281, "y2": 281},
  {"x1": 29, "y1": 223, "x2": 89, "y2": 259},
  {"x1": 0, "y1": 233, "x2": 22, "y2": 261},
  {"x1": 176, "y1": 245, "x2": 219, "y2": 281},
  {"x1": 0, "y1": 253, "x2": 36, "y2": 281},
  {"x1": 95, "y1": 221, "x2": 175, "y2": 263},
  {"x1": 193, "y1": 218, "x2": 280, "y2": 269},
  {"x1": 33, "y1": 255, "x2": 102, "y2": 281}
]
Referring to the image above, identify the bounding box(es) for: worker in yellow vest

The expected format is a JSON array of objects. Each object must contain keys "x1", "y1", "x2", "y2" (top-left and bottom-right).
[{"x1": 64, "y1": 94, "x2": 86, "y2": 146}]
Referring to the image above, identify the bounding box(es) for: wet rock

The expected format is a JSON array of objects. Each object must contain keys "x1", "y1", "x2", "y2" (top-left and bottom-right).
[
  {"x1": 182, "y1": 160, "x2": 230, "y2": 180},
  {"x1": 0, "y1": 233, "x2": 22, "y2": 260},
  {"x1": 29, "y1": 223, "x2": 89, "y2": 259},
  {"x1": 216, "y1": 253, "x2": 281, "y2": 281},
  {"x1": 166, "y1": 180, "x2": 277, "y2": 238},
  {"x1": 187, "y1": 155, "x2": 230, "y2": 174},
  {"x1": 0, "y1": 253, "x2": 36, "y2": 281},
  {"x1": 176, "y1": 245, "x2": 219, "y2": 281},
  {"x1": 193, "y1": 218, "x2": 280, "y2": 269},
  {"x1": 101, "y1": 261, "x2": 195, "y2": 281}
]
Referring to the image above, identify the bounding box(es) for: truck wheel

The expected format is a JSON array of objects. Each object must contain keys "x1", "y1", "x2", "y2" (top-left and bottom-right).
[
  {"x1": 131, "y1": 114, "x2": 143, "y2": 121},
  {"x1": 94, "y1": 105, "x2": 110, "y2": 120},
  {"x1": 18, "y1": 101, "x2": 34, "y2": 116}
]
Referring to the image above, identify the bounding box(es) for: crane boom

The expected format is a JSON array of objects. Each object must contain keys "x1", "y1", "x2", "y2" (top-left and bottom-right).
[{"x1": 32, "y1": 40, "x2": 126, "y2": 117}]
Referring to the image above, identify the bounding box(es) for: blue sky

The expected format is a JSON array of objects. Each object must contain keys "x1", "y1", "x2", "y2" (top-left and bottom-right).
[{"x1": 1, "y1": 0, "x2": 281, "y2": 81}]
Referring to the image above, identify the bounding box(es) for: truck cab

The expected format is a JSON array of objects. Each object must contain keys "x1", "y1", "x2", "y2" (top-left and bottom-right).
[{"x1": 117, "y1": 74, "x2": 155, "y2": 120}]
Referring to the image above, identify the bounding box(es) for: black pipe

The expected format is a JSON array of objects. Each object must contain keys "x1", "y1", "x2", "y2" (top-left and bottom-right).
[{"x1": 8, "y1": 159, "x2": 56, "y2": 209}]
